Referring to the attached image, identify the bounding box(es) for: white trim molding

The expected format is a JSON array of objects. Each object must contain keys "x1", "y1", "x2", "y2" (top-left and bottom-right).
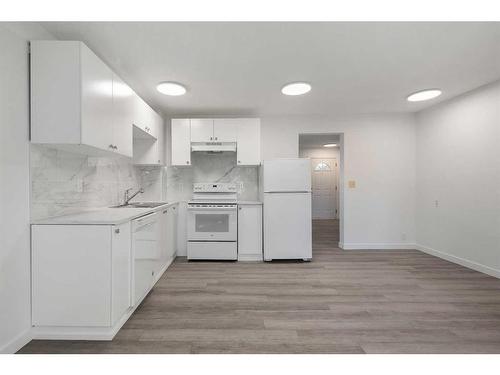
[
  {"x1": 0, "y1": 328, "x2": 33, "y2": 354},
  {"x1": 416, "y1": 244, "x2": 500, "y2": 279},
  {"x1": 340, "y1": 243, "x2": 417, "y2": 250}
]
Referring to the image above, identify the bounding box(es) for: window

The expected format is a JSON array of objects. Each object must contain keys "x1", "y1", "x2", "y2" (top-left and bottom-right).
[{"x1": 314, "y1": 161, "x2": 331, "y2": 171}]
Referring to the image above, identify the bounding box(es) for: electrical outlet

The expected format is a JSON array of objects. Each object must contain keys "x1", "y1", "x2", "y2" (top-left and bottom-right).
[
  {"x1": 435, "y1": 200, "x2": 439, "y2": 208},
  {"x1": 348, "y1": 180, "x2": 356, "y2": 188},
  {"x1": 401, "y1": 233, "x2": 407, "y2": 241}
]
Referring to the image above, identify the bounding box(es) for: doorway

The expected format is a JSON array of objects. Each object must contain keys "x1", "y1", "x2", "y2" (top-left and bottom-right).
[
  {"x1": 311, "y1": 158, "x2": 338, "y2": 219},
  {"x1": 298, "y1": 133, "x2": 342, "y2": 249}
]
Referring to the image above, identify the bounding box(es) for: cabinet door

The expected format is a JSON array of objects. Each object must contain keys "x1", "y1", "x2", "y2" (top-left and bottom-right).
[
  {"x1": 167, "y1": 206, "x2": 177, "y2": 258},
  {"x1": 111, "y1": 222, "x2": 132, "y2": 324},
  {"x1": 132, "y1": 95, "x2": 152, "y2": 135},
  {"x1": 32, "y1": 225, "x2": 111, "y2": 327},
  {"x1": 213, "y1": 119, "x2": 238, "y2": 142},
  {"x1": 112, "y1": 74, "x2": 134, "y2": 157},
  {"x1": 154, "y1": 113, "x2": 165, "y2": 165},
  {"x1": 159, "y1": 207, "x2": 169, "y2": 267},
  {"x1": 171, "y1": 119, "x2": 191, "y2": 166},
  {"x1": 237, "y1": 119, "x2": 261, "y2": 166},
  {"x1": 190, "y1": 119, "x2": 214, "y2": 142},
  {"x1": 80, "y1": 44, "x2": 114, "y2": 153},
  {"x1": 237, "y1": 205, "x2": 263, "y2": 261}
]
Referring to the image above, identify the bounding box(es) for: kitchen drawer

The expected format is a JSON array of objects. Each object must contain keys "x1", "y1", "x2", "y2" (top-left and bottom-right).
[{"x1": 187, "y1": 242, "x2": 237, "y2": 260}]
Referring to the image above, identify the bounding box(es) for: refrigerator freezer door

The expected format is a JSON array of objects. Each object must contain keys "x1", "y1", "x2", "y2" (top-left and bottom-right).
[
  {"x1": 263, "y1": 192, "x2": 312, "y2": 260},
  {"x1": 263, "y1": 159, "x2": 311, "y2": 192}
]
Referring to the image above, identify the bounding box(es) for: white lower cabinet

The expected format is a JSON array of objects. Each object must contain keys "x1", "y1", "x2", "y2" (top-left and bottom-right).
[
  {"x1": 159, "y1": 205, "x2": 178, "y2": 266},
  {"x1": 31, "y1": 205, "x2": 178, "y2": 340},
  {"x1": 32, "y1": 223, "x2": 131, "y2": 331},
  {"x1": 237, "y1": 204, "x2": 263, "y2": 261}
]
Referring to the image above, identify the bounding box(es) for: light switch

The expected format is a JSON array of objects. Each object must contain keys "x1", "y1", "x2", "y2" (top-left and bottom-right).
[{"x1": 348, "y1": 180, "x2": 356, "y2": 188}]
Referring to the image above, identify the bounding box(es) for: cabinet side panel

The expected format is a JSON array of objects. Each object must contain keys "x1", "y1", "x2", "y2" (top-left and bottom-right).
[
  {"x1": 112, "y1": 222, "x2": 131, "y2": 324},
  {"x1": 30, "y1": 41, "x2": 81, "y2": 144},
  {"x1": 32, "y1": 225, "x2": 111, "y2": 327}
]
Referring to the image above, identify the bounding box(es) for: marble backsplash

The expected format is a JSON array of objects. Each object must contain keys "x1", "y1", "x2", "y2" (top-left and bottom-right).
[
  {"x1": 30, "y1": 145, "x2": 163, "y2": 220},
  {"x1": 164, "y1": 152, "x2": 259, "y2": 202}
]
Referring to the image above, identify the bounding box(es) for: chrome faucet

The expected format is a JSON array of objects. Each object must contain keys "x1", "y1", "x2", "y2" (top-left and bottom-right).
[{"x1": 123, "y1": 187, "x2": 144, "y2": 205}]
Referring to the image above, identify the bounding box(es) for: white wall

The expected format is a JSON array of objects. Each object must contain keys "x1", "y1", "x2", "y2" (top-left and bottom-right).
[
  {"x1": 261, "y1": 114, "x2": 416, "y2": 248},
  {"x1": 415, "y1": 81, "x2": 500, "y2": 277},
  {"x1": 0, "y1": 23, "x2": 54, "y2": 353}
]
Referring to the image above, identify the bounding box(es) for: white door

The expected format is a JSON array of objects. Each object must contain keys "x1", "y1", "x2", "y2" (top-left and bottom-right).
[
  {"x1": 112, "y1": 74, "x2": 134, "y2": 157},
  {"x1": 190, "y1": 119, "x2": 214, "y2": 142},
  {"x1": 171, "y1": 119, "x2": 191, "y2": 166},
  {"x1": 311, "y1": 158, "x2": 337, "y2": 219},
  {"x1": 263, "y1": 159, "x2": 311, "y2": 192},
  {"x1": 80, "y1": 44, "x2": 114, "y2": 152},
  {"x1": 213, "y1": 119, "x2": 238, "y2": 142},
  {"x1": 263, "y1": 192, "x2": 312, "y2": 260}
]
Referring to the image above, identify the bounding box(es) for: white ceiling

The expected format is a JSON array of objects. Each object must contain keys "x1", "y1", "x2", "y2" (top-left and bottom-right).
[{"x1": 39, "y1": 22, "x2": 500, "y2": 117}]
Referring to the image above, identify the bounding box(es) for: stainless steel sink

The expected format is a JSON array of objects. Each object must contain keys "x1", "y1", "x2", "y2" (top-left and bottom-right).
[{"x1": 110, "y1": 202, "x2": 167, "y2": 208}]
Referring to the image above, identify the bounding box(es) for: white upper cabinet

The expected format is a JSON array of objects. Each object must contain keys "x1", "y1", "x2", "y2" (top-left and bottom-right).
[
  {"x1": 132, "y1": 114, "x2": 164, "y2": 166},
  {"x1": 213, "y1": 119, "x2": 238, "y2": 142},
  {"x1": 237, "y1": 118, "x2": 261, "y2": 166},
  {"x1": 170, "y1": 118, "x2": 260, "y2": 166},
  {"x1": 190, "y1": 119, "x2": 238, "y2": 142},
  {"x1": 133, "y1": 96, "x2": 156, "y2": 138},
  {"x1": 112, "y1": 74, "x2": 134, "y2": 157},
  {"x1": 190, "y1": 119, "x2": 214, "y2": 142},
  {"x1": 31, "y1": 40, "x2": 161, "y2": 160},
  {"x1": 171, "y1": 119, "x2": 191, "y2": 166},
  {"x1": 80, "y1": 45, "x2": 114, "y2": 153}
]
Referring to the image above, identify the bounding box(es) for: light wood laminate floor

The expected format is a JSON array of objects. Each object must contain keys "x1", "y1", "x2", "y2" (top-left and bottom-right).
[{"x1": 19, "y1": 219, "x2": 500, "y2": 354}]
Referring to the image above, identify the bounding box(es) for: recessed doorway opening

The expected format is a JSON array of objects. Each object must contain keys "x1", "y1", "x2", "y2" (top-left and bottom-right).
[{"x1": 298, "y1": 133, "x2": 343, "y2": 249}]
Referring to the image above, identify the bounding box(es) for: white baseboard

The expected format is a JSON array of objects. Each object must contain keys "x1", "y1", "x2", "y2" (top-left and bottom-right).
[
  {"x1": 416, "y1": 244, "x2": 500, "y2": 279},
  {"x1": 340, "y1": 242, "x2": 417, "y2": 250},
  {"x1": 0, "y1": 328, "x2": 33, "y2": 354}
]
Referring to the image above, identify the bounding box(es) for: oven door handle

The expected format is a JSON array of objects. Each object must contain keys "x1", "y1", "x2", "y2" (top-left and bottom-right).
[{"x1": 188, "y1": 207, "x2": 237, "y2": 212}]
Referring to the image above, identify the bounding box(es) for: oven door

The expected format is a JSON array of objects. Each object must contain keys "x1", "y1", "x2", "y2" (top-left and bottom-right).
[{"x1": 187, "y1": 205, "x2": 237, "y2": 241}]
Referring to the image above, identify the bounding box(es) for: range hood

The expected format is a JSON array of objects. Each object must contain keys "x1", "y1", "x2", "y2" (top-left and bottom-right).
[{"x1": 191, "y1": 142, "x2": 237, "y2": 152}]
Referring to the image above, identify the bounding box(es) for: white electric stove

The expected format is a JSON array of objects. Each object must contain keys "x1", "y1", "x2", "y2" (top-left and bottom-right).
[{"x1": 187, "y1": 183, "x2": 238, "y2": 260}]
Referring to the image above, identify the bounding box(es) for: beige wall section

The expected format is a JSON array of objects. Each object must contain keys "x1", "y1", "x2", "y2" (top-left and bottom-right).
[
  {"x1": 0, "y1": 23, "x2": 54, "y2": 353},
  {"x1": 416, "y1": 80, "x2": 500, "y2": 277}
]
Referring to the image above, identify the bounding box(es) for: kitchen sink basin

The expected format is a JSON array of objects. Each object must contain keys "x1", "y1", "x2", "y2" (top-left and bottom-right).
[{"x1": 110, "y1": 202, "x2": 167, "y2": 208}]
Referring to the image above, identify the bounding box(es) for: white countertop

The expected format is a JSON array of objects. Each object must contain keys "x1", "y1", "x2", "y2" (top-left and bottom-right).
[
  {"x1": 237, "y1": 200, "x2": 263, "y2": 205},
  {"x1": 31, "y1": 202, "x2": 177, "y2": 225}
]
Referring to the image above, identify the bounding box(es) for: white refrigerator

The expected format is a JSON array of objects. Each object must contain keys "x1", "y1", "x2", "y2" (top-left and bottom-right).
[{"x1": 262, "y1": 159, "x2": 312, "y2": 261}]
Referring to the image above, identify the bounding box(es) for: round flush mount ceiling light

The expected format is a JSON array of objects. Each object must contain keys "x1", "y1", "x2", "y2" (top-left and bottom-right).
[
  {"x1": 281, "y1": 82, "x2": 312, "y2": 96},
  {"x1": 323, "y1": 143, "x2": 338, "y2": 148},
  {"x1": 407, "y1": 89, "x2": 442, "y2": 102},
  {"x1": 156, "y1": 81, "x2": 187, "y2": 96}
]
